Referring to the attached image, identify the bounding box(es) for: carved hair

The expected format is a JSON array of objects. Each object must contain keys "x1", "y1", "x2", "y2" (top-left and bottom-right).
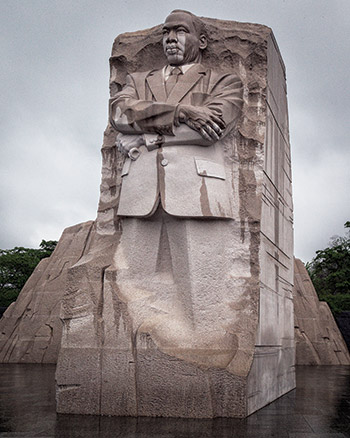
[{"x1": 168, "y1": 9, "x2": 206, "y2": 36}]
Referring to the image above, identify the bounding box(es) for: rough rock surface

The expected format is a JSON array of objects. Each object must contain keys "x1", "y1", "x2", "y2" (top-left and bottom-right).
[
  {"x1": 294, "y1": 258, "x2": 350, "y2": 365},
  {"x1": 0, "y1": 221, "x2": 94, "y2": 363},
  {"x1": 54, "y1": 15, "x2": 295, "y2": 418}
]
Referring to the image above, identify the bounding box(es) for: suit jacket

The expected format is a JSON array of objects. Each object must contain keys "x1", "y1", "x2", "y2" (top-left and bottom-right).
[{"x1": 110, "y1": 64, "x2": 243, "y2": 218}]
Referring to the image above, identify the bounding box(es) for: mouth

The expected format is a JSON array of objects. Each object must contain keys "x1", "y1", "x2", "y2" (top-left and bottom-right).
[{"x1": 166, "y1": 46, "x2": 179, "y2": 55}]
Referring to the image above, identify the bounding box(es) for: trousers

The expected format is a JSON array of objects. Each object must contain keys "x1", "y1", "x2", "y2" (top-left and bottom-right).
[{"x1": 114, "y1": 206, "x2": 252, "y2": 369}]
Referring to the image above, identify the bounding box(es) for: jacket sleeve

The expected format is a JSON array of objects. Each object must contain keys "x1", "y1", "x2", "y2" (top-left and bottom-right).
[
  {"x1": 204, "y1": 72, "x2": 243, "y2": 133},
  {"x1": 110, "y1": 73, "x2": 178, "y2": 135},
  {"x1": 110, "y1": 71, "x2": 243, "y2": 143},
  {"x1": 162, "y1": 73, "x2": 243, "y2": 146}
]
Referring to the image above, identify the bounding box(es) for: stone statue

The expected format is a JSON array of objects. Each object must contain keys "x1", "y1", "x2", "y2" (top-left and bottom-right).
[
  {"x1": 110, "y1": 9, "x2": 243, "y2": 218},
  {"x1": 55, "y1": 11, "x2": 296, "y2": 418},
  {"x1": 109, "y1": 9, "x2": 244, "y2": 369}
]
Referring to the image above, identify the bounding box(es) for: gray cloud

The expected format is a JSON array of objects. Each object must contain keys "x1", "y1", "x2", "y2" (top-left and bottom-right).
[{"x1": 1, "y1": 0, "x2": 349, "y2": 263}]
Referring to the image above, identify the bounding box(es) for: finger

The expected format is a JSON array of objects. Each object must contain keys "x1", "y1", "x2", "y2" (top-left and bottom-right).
[
  {"x1": 210, "y1": 115, "x2": 226, "y2": 130},
  {"x1": 204, "y1": 125, "x2": 220, "y2": 141},
  {"x1": 208, "y1": 121, "x2": 223, "y2": 136},
  {"x1": 208, "y1": 127, "x2": 221, "y2": 141},
  {"x1": 186, "y1": 119, "x2": 201, "y2": 132},
  {"x1": 198, "y1": 120, "x2": 221, "y2": 141},
  {"x1": 199, "y1": 127, "x2": 212, "y2": 141}
]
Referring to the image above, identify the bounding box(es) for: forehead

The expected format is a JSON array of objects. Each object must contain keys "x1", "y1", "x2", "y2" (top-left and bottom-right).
[{"x1": 163, "y1": 13, "x2": 196, "y2": 32}]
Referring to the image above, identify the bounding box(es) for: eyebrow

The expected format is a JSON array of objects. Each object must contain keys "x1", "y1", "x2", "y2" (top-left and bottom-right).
[{"x1": 162, "y1": 23, "x2": 190, "y2": 31}]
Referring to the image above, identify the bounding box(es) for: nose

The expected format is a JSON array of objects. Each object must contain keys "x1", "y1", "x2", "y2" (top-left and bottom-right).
[{"x1": 166, "y1": 29, "x2": 177, "y2": 43}]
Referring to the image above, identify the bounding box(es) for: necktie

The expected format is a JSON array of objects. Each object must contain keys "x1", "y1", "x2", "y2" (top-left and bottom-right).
[{"x1": 165, "y1": 67, "x2": 182, "y2": 96}]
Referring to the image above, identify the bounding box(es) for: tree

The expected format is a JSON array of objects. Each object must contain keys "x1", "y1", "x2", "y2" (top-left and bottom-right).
[
  {"x1": 0, "y1": 240, "x2": 57, "y2": 307},
  {"x1": 306, "y1": 222, "x2": 350, "y2": 315}
]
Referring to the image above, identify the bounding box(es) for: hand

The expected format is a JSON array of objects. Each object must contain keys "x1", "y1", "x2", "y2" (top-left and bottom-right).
[
  {"x1": 116, "y1": 134, "x2": 144, "y2": 156},
  {"x1": 177, "y1": 105, "x2": 226, "y2": 141}
]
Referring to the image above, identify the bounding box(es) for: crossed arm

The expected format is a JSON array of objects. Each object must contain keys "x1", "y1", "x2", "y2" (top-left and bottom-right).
[{"x1": 109, "y1": 71, "x2": 243, "y2": 155}]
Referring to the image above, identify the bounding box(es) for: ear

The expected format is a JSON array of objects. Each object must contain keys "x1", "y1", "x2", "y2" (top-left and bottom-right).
[{"x1": 199, "y1": 34, "x2": 207, "y2": 50}]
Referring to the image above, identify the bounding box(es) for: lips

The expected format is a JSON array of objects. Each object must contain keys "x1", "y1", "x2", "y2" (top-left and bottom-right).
[{"x1": 166, "y1": 46, "x2": 179, "y2": 54}]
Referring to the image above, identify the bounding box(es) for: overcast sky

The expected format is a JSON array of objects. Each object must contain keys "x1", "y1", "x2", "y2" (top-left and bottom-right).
[{"x1": 0, "y1": 0, "x2": 349, "y2": 263}]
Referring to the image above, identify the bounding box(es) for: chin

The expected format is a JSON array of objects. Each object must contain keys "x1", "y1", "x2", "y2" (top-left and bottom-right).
[{"x1": 167, "y1": 55, "x2": 184, "y2": 65}]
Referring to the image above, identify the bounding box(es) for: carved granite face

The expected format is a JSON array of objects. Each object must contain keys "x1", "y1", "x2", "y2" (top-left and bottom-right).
[{"x1": 162, "y1": 12, "x2": 207, "y2": 66}]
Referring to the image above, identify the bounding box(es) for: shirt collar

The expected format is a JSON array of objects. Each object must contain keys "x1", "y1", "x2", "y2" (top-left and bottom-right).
[{"x1": 163, "y1": 64, "x2": 195, "y2": 80}]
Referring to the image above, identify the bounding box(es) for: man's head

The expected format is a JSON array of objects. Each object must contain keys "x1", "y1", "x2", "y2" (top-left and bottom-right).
[{"x1": 162, "y1": 10, "x2": 207, "y2": 66}]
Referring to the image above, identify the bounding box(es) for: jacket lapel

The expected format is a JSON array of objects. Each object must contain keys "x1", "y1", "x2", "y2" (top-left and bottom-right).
[
  {"x1": 146, "y1": 69, "x2": 167, "y2": 102},
  {"x1": 166, "y1": 64, "x2": 207, "y2": 105}
]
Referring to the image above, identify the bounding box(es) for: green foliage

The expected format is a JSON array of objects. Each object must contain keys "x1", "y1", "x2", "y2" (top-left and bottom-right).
[
  {"x1": 316, "y1": 293, "x2": 350, "y2": 315},
  {"x1": 306, "y1": 222, "x2": 350, "y2": 315},
  {"x1": 39, "y1": 240, "x2": 58, "y2": 258},
  {"x1": 0, "y1": 240, "x2": 57, "y2": 307}
]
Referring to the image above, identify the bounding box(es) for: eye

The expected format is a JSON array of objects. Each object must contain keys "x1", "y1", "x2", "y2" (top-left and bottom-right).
[
  {"x1": 176, "y1": 27, "x2": 188, "y2": 33},
  {"x1": 162, "y1": 29, "x2": 169, "y2": 35}
]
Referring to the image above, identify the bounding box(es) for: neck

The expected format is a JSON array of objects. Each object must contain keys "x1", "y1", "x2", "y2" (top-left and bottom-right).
[{"x1": 168, "y1": 52, "x2": 202, "y2": 67}]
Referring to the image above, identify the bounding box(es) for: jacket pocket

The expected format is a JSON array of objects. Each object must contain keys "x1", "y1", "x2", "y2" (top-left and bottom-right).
[{"x1": 194, "y1": 158, "x2": 226, "y2": 180}]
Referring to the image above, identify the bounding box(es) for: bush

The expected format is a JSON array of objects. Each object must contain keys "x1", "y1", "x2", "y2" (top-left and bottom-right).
[
  {"x1": 0, "y1": 240, "x2": 57, "y2": 307},
  {"x1": 307, "y1": 222, "x2": 350, "y2": 315}
]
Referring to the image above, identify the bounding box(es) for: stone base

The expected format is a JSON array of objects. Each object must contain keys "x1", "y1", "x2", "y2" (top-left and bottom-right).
[
  {"x1": 248, "y1": 344, "x2": 295, "y2": 415},
  {"x1": 57, "y1": 341, "x2": 247, "y2": 418},
  {"x1": 57, "y1": 339, "x2": 297, "y2": 418}
]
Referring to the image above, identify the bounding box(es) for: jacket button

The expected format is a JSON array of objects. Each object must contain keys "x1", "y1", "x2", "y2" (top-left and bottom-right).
[{"x1": 161, "y1": 159, "x2": 168, "y2": 167}]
